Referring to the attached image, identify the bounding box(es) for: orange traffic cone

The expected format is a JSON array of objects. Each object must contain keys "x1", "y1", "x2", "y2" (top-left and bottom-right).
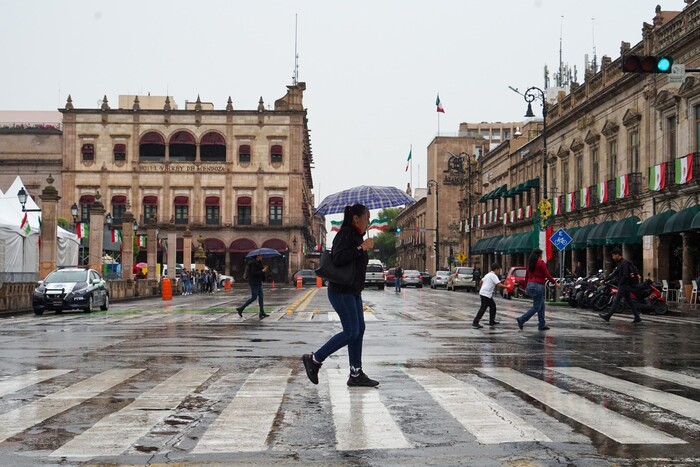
[
  {"x1": 296, "y1": 277, "x2": 302, "y2": 288},
  {"x1": 161, "y1": 277, "x2": 172, "y2": 301}
]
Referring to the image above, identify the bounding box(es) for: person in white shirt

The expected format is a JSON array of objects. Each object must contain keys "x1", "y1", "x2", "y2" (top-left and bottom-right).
[{"x1": 473, "y1": 262, "x2": 508, "y2": 329}]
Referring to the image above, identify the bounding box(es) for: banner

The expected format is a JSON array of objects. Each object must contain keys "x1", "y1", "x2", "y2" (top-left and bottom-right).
[
  {"x1": 649, "y1": 163, "x2": 666, "y2": 191},
  {"x1": 675, "y1": 154, "x2": 693, "y2": 184}
]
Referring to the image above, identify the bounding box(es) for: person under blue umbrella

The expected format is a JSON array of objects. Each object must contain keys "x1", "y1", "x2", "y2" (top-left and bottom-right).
[{"x1": 236, "y1": 254, "x2": 269, "y2": 319}]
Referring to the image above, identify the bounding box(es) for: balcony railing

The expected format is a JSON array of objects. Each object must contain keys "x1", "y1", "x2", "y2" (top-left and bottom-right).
[{"x1": 134, "y1": 215, "x2": 308, "y2": 228}]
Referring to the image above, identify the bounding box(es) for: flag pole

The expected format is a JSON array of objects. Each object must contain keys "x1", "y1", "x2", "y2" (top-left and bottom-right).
[{"x1": 410, "y1": 144, "x2": 413, "y2": 192}]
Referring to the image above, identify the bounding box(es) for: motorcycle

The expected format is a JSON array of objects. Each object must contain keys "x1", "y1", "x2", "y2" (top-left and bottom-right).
[
  {"x1": 591, "y1": 278, "x2": 668, "y2": 315},
  {"x1": 570, "y1": 271, "x2": 605, "y2": 308}
]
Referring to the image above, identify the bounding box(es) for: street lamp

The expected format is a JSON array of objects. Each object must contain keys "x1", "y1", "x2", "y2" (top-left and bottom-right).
[
  {"x1": 70, "y1": 202, "x2": 79, "y2": 224},
  {"x1": 17, "y1": 187, "x2": 42, "y2": 212},
  {"x1": 427, "y1": 179, "x2": 439, "y2": 272},
  {"x1": 523, "y1": 86, "x2": 548, "y2": 202},
  {"x1": 105, "y1": 212, "x2": 113, "y2": 228}
]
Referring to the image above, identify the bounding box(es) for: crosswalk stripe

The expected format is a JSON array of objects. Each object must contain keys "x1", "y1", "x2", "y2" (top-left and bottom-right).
[
  {"x1": 403, "y1": 368, "x2": 550, "y2": 444},
  {"x1": 364, "y1": 312, "x2": 378, "y2": 321},
  {"x1": 0, "y1": 370, "x2": 73, "y2": 398},
  {"x1": 192, "y1": 368, "x2": 291, "y2": 453},
  {"x1": 51, "y1": 368, "x2": 217, "y2": 458},
  {"x1": 621, "y1": 366, "x2": 700, "y2": 390},
  {"x1": 327, "y1": 368, "x2": 411, "y2": 451},
  {"x1": 295, "y1": 312, "x2": 314, "y2": 321},
  {"x1": 0, "y1": 368, "x2": 144, "y2": 443},
  {"x1": 476, "y1": 367, "x2": 686, "y2": 444},
  {"x1": 552, "y1": 367, "x2": 700, "y2": 421}
]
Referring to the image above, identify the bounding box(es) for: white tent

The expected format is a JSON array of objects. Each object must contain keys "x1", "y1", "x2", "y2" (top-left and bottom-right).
[{"x1": 0, "y1": 176, "x2": 79, "y2": 275}]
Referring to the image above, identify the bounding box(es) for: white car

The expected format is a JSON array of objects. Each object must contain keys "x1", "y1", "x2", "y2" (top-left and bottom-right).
[
  {"x1": 446, "y1": 267, "x2": 476, "y2": 292},
  {"x1": 430, "y1": 271, "x2": 450, "y2": 289}
]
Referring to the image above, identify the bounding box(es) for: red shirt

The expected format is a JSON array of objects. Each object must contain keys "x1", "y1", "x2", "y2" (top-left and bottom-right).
[{"x1": 525, "y1": 259, "x2": 556, "y2": 285}]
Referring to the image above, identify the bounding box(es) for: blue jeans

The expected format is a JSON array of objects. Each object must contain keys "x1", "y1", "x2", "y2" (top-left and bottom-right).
[
  {"x1": 395, "y1": 277, "x2": 401, "y2": 292},
  {"x1": 315, "y1": 289, "x2": 365, "y2": 370},
  {"x1": 518, "y1": 283, "x2": 546, "y2": 329},
  {"x1": 240, "y1": 283, "x2": 264, "y2": 312}
]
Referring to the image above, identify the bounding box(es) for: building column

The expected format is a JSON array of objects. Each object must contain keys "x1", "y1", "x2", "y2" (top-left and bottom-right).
[
  {"x1": 585, "y1": 247, "x2": 596, "y2": 277},
  {"x1": 656, "y1": 236, "x2": 671, "y2": 282},
  {"x1": 88, "y1": 191, "x2": 106, "y2": 273},
  {"x1": 682, "y1": 232, "x2": 694, "y2": 301},
  {"x1": 183, "y1": 228, "x2": 192, "y2": 273},
  {"x1": 38, "y1": 175, "x2": 60, "y2": 280},
  {"x1": 146, "y1": 217, "x2": 158, "y2": 280},
  {"x1": 225, "y1": 249, "x2": 231, "y2": 276},
  {"x1": 167, "y1": 223, "x2": 177, "y2": 281},
  {"x1": 121, "y1": 208, "x2": 134, "y2": 281}
]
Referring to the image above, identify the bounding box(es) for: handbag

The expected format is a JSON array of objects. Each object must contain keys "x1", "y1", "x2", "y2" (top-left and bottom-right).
[{"x1": 315, "y1": 250, "x2": 355, "y2": 286}]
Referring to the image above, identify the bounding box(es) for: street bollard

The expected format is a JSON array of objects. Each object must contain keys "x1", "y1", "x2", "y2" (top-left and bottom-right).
[
  {"x1": 316, "y1": 275, "x2": 322, "y2": 288},
  {"x1": 162, "y1": 277, "x2": 172, "y2": 301},
  {"x1": 224, "y1": 279, "x2": 231, "y2": 290},
  {"x1": 296, "y1": 277, "x2": 302, "y2": 288}
]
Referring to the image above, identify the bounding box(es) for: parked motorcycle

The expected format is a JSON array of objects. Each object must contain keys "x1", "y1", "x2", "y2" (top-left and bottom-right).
[
  {"x1": 591, "y1": 278, "x2": 668, "y2": 315},
  {"x1": 570, "y1": 271, "x2": 605, "y2": 308}
]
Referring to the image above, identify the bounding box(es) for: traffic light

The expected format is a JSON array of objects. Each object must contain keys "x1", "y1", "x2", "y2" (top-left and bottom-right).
[
  {"x1": 396, "y1": 227, "x2": 401, "y2": 233},
  {"x1": 621, "y1": 55, "x2": 673, "y2": 73}
]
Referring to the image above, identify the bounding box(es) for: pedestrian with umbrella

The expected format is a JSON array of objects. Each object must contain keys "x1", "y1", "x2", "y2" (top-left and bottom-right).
[
  {"x1": 302, "y1": 204, "x2": 379, "y2": 387},
  {"x1": 236, "y1": 248, "x2": 278, "y2": 319}
]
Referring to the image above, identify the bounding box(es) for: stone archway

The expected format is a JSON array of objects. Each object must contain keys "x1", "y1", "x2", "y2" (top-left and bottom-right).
[
  {"x1": 229, "y1": 238, "x2": 258, "y2": 282},
  {"x1": 262, "y1": 238, "x2": 290, "y2": 283}
]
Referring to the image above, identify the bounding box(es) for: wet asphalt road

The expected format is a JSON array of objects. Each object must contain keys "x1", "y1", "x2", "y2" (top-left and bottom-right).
[{"x1": 0, "y1": 284, "x2": 699, "y2": 466}]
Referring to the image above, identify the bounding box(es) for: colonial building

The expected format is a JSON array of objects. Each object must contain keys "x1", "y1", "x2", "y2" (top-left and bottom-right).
[{"x1": 1, "y1": 83, "x2": 319, "y2": 283}]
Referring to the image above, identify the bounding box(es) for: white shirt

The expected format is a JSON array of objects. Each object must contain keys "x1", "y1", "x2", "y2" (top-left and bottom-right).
[{"x1": 479, "y1": 271, "x2": 502, "y2": 298}]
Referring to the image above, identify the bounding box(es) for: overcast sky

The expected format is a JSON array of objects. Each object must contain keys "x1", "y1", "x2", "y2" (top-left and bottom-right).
[{"x1": 2, "y1": 0, "x2": 671, "y2": 215}]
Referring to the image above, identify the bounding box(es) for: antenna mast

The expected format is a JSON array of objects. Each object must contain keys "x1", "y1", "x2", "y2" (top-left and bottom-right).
[
  {"x1": 292, "y1": 14, "x2": 299, "y2": 85},
  {"x1": 591, "y1": 17, "x2": 598, "y2": 74},
  {"x1": 558, "y1": 16, "x2": 564, "y2": 87}
]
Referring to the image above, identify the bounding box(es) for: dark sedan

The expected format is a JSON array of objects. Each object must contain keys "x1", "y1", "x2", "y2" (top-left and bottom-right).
[{"x1": 33, "y1": 267, "x2": 109, "y2": 315}]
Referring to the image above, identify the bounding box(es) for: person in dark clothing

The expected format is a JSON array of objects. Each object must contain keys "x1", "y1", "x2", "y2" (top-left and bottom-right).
[
  {"x1": 302, "y1": 204, "x2": 378, "y2": 387},
  {"x1": 394, "y1": 264, "x2": 403, "y2": 292},
  {"x1": 472, "y1": 267, "x2": 481, "y2": 294},
  {"x1": 574, "y1": 261, "x2": 585, "y2": 278},
  {"x1": 236, "y1": 255, "x2": 269, "y2": 319},
  {"x1": 599, "y1": 247, "x2": 641, "y2": 324}
]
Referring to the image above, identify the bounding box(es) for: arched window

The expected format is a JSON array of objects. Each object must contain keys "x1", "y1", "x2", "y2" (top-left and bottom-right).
[
  {"x1": 239, "y1": 144, "x2": 251, "y2": 163},
  {"x1": 174, "y1": 196, "x2": 189, "y2": 225},
  {"x1": 270, "y1": 144, "x2": 283, "y2": 164},
  {"x1": 169, "y1": 131, "x2": 196, "y2": 162},
  {"x1": 139, "y1": 132, "x2": 165, "y2": 161},
  {"x1": 78, "y1": 194, "x2": 95, "y2": 222},
  {"x1": 200, "y1": 132, "x2": 226, "y2": 162},
  {"x1": 113, "y1": 143, "x2": 126, "y2": 162},
  {"x1": 269, "y1": 196, "x2": 283, "y2": 225},
  {"x1": 205, "y1": 196, "x2": 220, "y2": 225},
  {"x1": 143, "y1": 195, "x2": 158, "y2": 223},
  {"x1": 81, "y1": 143, "x2": 94, "y2": 162},
  {"x1": 237, "y1": 196, "x2": 252, "y2": 225},
  {"x1": 111, "y1": 195, "x2": 126, "y2": 223}
]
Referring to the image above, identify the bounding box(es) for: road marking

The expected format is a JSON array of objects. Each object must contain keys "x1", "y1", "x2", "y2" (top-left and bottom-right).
[
  {"x1": 51, "y1": 368, "x2": 216, "y2": 458},
  {"x1": 267, "y1": 312, "x2": 285, "y2": 322},
  {"x1": 296, "y1": 288, "x2": 319, "y2": 311},
  {"x1": 403, "y1": 368, "x2": 550, "y2": 444},
  {"x1": 621, "y1": 367, "x2": 700, "y2": 390},
  {"x1": 0, "y1": 368, "x2": 144, "y2": 443},
  {"x1": 476, "y1": 367, "x2": 686, "y2": 445},
  {"x1": 553, "y1": 367, "x2": 700, "y2": 421},
  {"x1": 192, "y1": 368, "x2": 291, "y2": 453},
  {"x1": 327, "y1": 368, "x2": 411, "y2": 451},
  {"x1": 0, "y1": 370, "x2": 73, "y2": 397},
  {"x1": 328, "y1": 312, "x2": 339, "y2": 321},
  {"x1": 294, "y1": 312, "x2": 314, "y2": 321}
]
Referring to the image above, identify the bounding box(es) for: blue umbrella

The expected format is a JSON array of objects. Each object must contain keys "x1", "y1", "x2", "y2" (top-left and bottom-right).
[
  {"x1": 245, "y1": 247, "x2": 282, "y2": 258},
  {"x1": 315, "y1": 185, "x2": 415, "y2": 216}
]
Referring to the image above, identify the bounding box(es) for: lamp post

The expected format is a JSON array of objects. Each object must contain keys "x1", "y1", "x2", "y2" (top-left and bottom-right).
[
  {"x1": 17, "y1": 187, "x2": 42, "y2": 212},
  {"x1": 70, "y1": 202, "x2": 82, "y2": 265},
  {"x1": 523, "y1": 86, "x2": 548, "y2": 202},
  {"x1": 427, "y1": 179, "x2": 439, "y2": 272}
]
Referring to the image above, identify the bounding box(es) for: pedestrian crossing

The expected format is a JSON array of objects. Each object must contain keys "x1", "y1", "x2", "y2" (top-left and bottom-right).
[{"x1": 0, "y1": 364, "x2": 698, "y2": 460}]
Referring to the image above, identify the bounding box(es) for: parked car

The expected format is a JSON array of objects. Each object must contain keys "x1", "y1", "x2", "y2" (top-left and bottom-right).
[
  {"x1": 365, "y1": 263, "x2": 385, "y2": 289},
  {"x1": 401, "y1": 269, "x2": 423, "y2": 288},
  {"x1": 218, "y1": 274, "x2": 234, "y2": 287},
  {"x1": 419, "y1": 271, "x2": 432, "y2": 285},
  {"x1": 293, "y1": 269, "x2": 317, "y2": 285},
  {"x1": 446, "y1": 267, "x2": 476, "y2": 292},
  {"x1": 502, "y1": 266, "x2": 527, "y2": 298},
  {"x1": 32, "y1": 267, "x2": 109, "y2": 315},
  {"x1": 430, "y1": 270, "x2": 450, "y2": 289},
  {"x1": 384, "y1": 268, "x2": 397, "y2": 286}
]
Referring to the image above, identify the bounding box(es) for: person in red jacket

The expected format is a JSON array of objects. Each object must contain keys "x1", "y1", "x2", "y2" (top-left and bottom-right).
[{"x1": 516, "y1": 248, "x2": 558, "y2": 331}]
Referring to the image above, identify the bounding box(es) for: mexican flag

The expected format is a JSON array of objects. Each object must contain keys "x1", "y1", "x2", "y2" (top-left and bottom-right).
[
  {"x1": 509, "y1": 210, "x2": 515, "y2": 223},
  {"x1": 675, "y1": 154, "x2": 693, "y2": 184},
  {"x1": 404, "y1": 148, "x2": 412, "y2": 172},
  {"x1": 330, "y1": 220, "x2": 342, "y2": 232},
  {"x1": 539, "y1": 224, "x2": 554, "y2": 263},
  {"x1": 111, "y1": 229, "x2": 122, "y2": 243},
  {"x1": 553, "y1": 196, "x2": 562, "y2": 215},
  {"x1": 616, "y1": 174, "x2": 629, "y2": 199},
  {"x1": 137, "y1": 235, "x2": 147, "y2": 247},
  {"x1": 369, "y1": 218, "x2": 389, "y2": 231},
  {"x1": 525, "y1": 205, "x2": 532, "y2": 218},
  {"x1": 567, "y1": 192, "x2": 575, "y2": 212},
  {"x1": 20, "y1": 213, "x2": 31, "y2": 235},
  {"x1": 580, "y1": 186, "x2": 590, "y2": 208},
  {"x1": 435, "y1": 94, "x2": 445, "y2": 113},
  {"x1": 597, "y1": 181, "x2": 608, "y2": 203},
  {"x1": 649, "y1": 163, "x2": 666, "y2": 191},
  {"x1": 76, "y1": 222, "x2": 89, "y2": 239},
  {"x1": 503, "y1": 212, "x2": 508, "y2": 225}
]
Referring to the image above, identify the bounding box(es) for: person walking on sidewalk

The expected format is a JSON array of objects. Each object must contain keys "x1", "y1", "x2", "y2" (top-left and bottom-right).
[
  {"x1": 236, "y1": 254, "x2": 269, "y2": 319},
  {"x1": 394, "y1": 263, "x2": 403, "y2": 293},
  {"x1": 302, "y1": 204, "x2": 379, "y2": 387},
  {"x1": 598, "y1": 246, "x2": 642, "y2": 324},
  {"x1": 472, "y1": 262, "x2": 508, "y2": 329},
  {"x1": 516, "y1": 248, "x2": 558, "y2": 331}
]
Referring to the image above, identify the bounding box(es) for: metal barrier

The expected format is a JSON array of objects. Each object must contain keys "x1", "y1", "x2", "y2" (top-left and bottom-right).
[
  {"x1": 545, "y1": 280, "x2": 557, "y2": 302},
  {"x1": 0, "y1": 272, "x2": 39, "y2": 284}
]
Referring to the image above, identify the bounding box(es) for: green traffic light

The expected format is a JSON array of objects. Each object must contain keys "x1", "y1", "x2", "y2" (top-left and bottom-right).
[{"x1": 657, "y1": 57, "x2": 672, "y2": 72}]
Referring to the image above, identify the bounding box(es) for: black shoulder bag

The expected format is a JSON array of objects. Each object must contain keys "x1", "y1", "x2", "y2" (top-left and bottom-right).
[{"x1": 315, "y1": 250, "x2": 355, "y2": 286}]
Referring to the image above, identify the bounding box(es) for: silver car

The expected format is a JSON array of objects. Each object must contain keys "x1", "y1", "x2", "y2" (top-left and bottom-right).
[
  {"x1": 430, "y1": 271, "x2": 450, "y2": 289},
  {"x1": 446, "y1": 267, "x2": 476, "y2": 292},
  {"x1": 401, "y1": 269, "x2": 423, "y2": 288}
]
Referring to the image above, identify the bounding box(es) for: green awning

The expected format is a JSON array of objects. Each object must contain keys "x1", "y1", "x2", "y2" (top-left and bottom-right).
[
  {"x1": 691, "y1": 210, "x2": 700, "y2": 230},
  {"x1": 638, "y1": 210, "x2": 676, "y2": 236},
  {"x1": 511, "y1": 230, "x2": 539, "y2": 253},
  {"x1": 662, "y1": 205, "x2": 700, "y2": 234},
  {"x1": 488, "y1": 184, "x2": 507, "y2": 200},
  {"x1": 587, "y1": 220, "x2": 615, "y2": 246},
  {"x1": 606, "y1": 217, "x2": 641, "y2": 245},
  {"x1": 483, "y1": 235, "x2": 504, "y2": 253},
  {"x1": 562, "y1": 226, "x2": 581, "y2": 251},
  {"x1": 471, "y1": 238, "x2": 487, "y2": 254},
  {"x1": 501, "y1": 232, "x2": 527, "y2": 254},
  {"x1": 570, "y1": 223, "x2": 597, "y2": 249},
  {"x1": 523, "y1": 177, "x2": 540, "y2": 189},
  {"x1": 495, "y1": 235, "x2": 512, "y2": 253}
]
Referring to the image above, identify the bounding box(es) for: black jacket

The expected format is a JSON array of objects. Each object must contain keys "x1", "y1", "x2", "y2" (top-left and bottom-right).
[
  {"x1": 246, "y1": 259, "x2": 266, "y2": 285},
  {"x1": 328, "y1": 225, "x2": 367, "y2": 295},
  {"x1": 605, "y1": 258, "x2": 638, "y2": 286}
]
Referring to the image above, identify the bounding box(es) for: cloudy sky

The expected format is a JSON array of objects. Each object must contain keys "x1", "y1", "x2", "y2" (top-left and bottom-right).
[{"x1": 2, "y1": 0, "x2": 671, "y2": 208}]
